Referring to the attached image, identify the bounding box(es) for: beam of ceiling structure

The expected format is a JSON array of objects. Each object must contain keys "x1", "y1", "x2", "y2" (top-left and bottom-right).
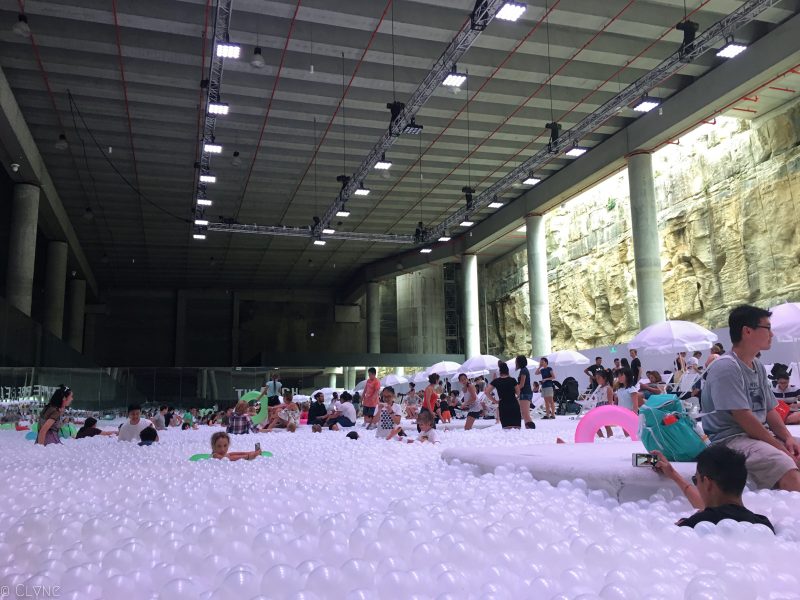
[
  {"x1": 0, "y1": 0, "x2": 795, "y2": 290},
  {"x1": 345, "y1": 9, "x2": 800, "y2": 300},
  {"x1": 0, "y1": 67, "x2": 98, "y2": 296}
]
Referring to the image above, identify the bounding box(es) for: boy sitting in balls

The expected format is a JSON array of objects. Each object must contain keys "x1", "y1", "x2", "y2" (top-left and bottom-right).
[
  {"x1": 652, "y1": 445, "x2": 774, "y2": 532},
  {"x1": 210, "y1": 432, "x2": 260, "y2": 461}
]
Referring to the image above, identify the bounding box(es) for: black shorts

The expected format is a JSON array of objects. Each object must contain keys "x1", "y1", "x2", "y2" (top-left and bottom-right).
[
  {"x1": 362, "y1": 406, "x2": 376, "y2": 417},
  {"x1": 267, "y1": 396, "x2": 281, "y2": 407},
  {"x1": 467, "y1": 411, "x2": 482, "y2": 419}
]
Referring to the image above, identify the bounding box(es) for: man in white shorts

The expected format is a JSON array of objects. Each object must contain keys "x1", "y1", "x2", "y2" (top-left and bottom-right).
[{"x1": 701, "y1": 305, "x2": 800, "y2": 491}]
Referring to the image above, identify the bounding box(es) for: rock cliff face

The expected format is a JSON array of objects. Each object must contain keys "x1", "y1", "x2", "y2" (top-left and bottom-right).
[{"x1": 485, "y1": 101, "x2": 800, "y2": 356}]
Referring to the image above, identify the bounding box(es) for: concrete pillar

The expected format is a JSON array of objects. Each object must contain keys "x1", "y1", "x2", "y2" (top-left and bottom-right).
[
  {"x1": 367, "y1": 281, "x2": 381, "y2": 353},
  {"x1": 5, "y1": 184, "x2": 40, "y2": 316},
  {"x1": 395, "y1": 366, "x2": 405, "y2": 377},
  {"x1": 43, "y1": 241, "x2": 68, "y2": 338},
  {"x1": 66, "y1": 278, "x2": 86, "y2": 352},
  {"x1": 396, "y1": 267, "x2": 446, "y2": 354},
  {"x1": 627, "y1": 152, "x2": 667, "y2": 328},
  {"x1": 525, "y1": 214, "x2": 552, "y2": 357},
  {"x1": 343, "y1": 367, "x2": 350, "y2": 390},
  {"x1": 328, "y1": 371, "x2": 338, "y2": 389},
  {"x1": 462, "y1": 254, "x2": 480, "y2": 359}
]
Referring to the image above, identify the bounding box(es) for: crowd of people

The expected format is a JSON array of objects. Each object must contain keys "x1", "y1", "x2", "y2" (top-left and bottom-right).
[{"x1": 14, "y1": 304, "x2": 800, "y2": 531}]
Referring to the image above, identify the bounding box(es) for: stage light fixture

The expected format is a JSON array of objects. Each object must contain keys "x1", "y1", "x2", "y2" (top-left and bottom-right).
[
  {"x1": 420, "y1": 248, "x2": 432, "y2": 254},
  {"x1": 216, "y1": 43, "x2": 241, "y2": 59},
  {"x1": 12, "y1": 14, "x2": 31, "y2": 37},
  {"x1": 313, "y1": 239, "x2": 327, "y2": 246},
  {"x1": 354, "y1": 182, "x2": 370, "y2": 196},
  {"x1": 717, "y1": 38, "x2": 746, "y2": 58},
  {"x1": 322, "y1": 228, "x2": 335, "y2": 234},
  {"x1": 523, "y1": 177, "x2": 541, "y2": 185},
  {"x1": 497, "y1": 2, "x2": 527, "y2": 21},
  {"x1": 251, "y1": 46, "x2": 266, "y2": 68},
  {"x1": 460, "y1": 220, "x2": 474, "y2": 227},
  {"x1": 443, "y1": 65, "x2": 467, "y2": 87},
  {"x1": 208, "y1": 102, "x2": 229, "y2": 115},
  {"x1": 199, "y1": 175, "x2": 217, "y2": 183},
  {"x1": 197, "y1": 199, "x2": 213, "y2": 206},
  {"x1": 565, "y1": 147, "x2": 587, "y2": 157},
  {"x1": 633, "y1": 97, "x2": 661, "y2": 112},
  {"x1": 488, "y1": 201, "x2": 504, "y2": 209},
  {"x1": 375, "y1": 153, "x2": 392, "y2": 170},
  {"x1": 203, "y1": 143, "x2": 223, "y2": 153},
  {"x1": 194, "y1": 219, "x2": 209, "y2": 226},
  {"x1": 193, "y1": 234, "x2": 206, "y2": 240},
  {"x1": 55, "y1": 134, "x2": 68, "y2": 150},
  {"x1": 336, "y1": 210, "x2": 351, "y2": 217}
]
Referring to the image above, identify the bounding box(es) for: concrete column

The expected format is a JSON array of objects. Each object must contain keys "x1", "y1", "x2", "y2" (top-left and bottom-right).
[
  {"x1": 5, "y1": 184, "x2": 40, "y2": 316},
  {"x1": 328, "y1": 371, "x2": 338, "y2": 389},
  {"x1": 66, "y1": 278, "x2": 86, "y2": 351},
  {"x1": 627, "y1": 152, "x2": 667, "y2": 328},
  {"x1": 462, "y1": 254, "x2": 480, "y2": 359},
  {"x1": 367, "y1": 281, "x2": 381, "y2": 354},
  {"x1": 395, "y1": 366, "x2": 405, "y2": 377},
  {"x1": 525, "y1": 214, "x2": 552, "y2": 357},
  {"x1": 343, "y1": 366, "x2": 350, "y2": 390},
  {"x1": 43, "y1": 241, "x2": 68, "y2": 338}
]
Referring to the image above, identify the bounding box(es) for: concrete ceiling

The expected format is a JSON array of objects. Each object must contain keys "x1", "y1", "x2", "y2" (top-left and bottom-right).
[{"x1": 0, "y1": 0, "x2": 796, "y2": 291}]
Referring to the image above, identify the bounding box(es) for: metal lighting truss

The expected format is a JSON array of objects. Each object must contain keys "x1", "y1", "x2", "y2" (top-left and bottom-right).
[
  {"x1": 424, "y1": 0, "x2": 782, "y2": 242},
  {"x1": 311, "y1": 0, "x2": 508, "y2": 235},
  {"x1": 193, "y1": 0, "x2": 234, "y2": 236},
  {"x1": 207, "y1": 223, "x2": 414, "y2": 243}
]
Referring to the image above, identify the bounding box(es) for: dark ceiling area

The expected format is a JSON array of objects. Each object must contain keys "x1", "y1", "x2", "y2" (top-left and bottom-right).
[{"x1": 0, "y1": 0, "x2": 796, "y2": 291}]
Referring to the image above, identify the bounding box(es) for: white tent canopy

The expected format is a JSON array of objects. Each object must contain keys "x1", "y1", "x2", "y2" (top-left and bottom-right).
[
  {"x1": 546, "y1": 350, "x2": 591, "y2": 366},
  {"x1": 770, "y1": 302, "x2": 800, "y2": 342}
]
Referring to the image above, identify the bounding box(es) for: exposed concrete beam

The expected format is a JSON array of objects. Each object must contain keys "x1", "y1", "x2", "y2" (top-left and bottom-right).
[
  {"x1": 0, "y1": 66, "x2": 98, "y2": 296},
  {"x1": 347, "y1": 11, "x2": 800, "y2": 290}
]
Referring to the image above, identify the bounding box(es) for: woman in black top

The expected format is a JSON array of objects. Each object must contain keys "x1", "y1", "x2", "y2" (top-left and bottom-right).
[
  {"x1": 485, "y1": 363, "x2": 521, "y2": 429},
  {"x1": 515, "y1": 356, "x2": 535, "y2": 429}
]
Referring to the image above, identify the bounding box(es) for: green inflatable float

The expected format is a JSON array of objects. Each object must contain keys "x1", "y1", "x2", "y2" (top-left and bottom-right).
[
  {"x1": 25, "y1": 422, "x2": 78, "y2": 440},
  {"x1": 188, "y1": 451, "x2": 273, "y2": 461},
  {"x1": 241, "y1": 391, "x2": 271, "y2": 426}
]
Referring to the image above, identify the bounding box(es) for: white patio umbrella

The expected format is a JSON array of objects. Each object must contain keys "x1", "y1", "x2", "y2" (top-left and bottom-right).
[
  {"x1": 545, "y1": 349, "x2": 591, "y2": 366},
  {"x1": 458, "y1": 354, "x2": 501, "y2": 375},
  {"x1": 354, "y1": 379, "x2": 367, "y2": 392},
  {"x1": 311, "y1": 387, "x2": 337, "y2": 401},
  {"x1": 380, "y1": 374, "x2": 411, "y2": 393},
  {"x1": 627, "y1": 320, "x2": 718, "y2": 355},
  {"x1": 292, "y1": 394, "x2": 310, "y2": 403},
  {"x1": 770, "y1": 302, "x2": 800, "y2": 342},
  {"x1": 426, "y1": 361, "x2": 462, "y2": 377},
  {"x1": 411, "y1": 370, "x2": 430, "y2": 384},
  {"x1": 449, "y1": 369, "x2": 489, "y2": 383},
  {"x1": 506, "y1": 356, "x2": 536, "y2": 376}
]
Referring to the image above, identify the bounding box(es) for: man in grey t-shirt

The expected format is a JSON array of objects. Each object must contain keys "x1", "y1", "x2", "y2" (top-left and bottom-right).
[{"x1": 701, "y1": 305, "x2": 800, "y2": 491}]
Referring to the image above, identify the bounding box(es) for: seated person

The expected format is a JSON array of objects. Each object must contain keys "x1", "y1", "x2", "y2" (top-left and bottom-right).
[
  {"x1": 774, "y1": 373, "x2": 800, "y2": 424},
  {"x1": 437, "y1": 394, "x2": 451, "y2": 423},
  {"x1": 138, "y1": 426, "x2": 159, "y2": 446},
  {"x1": 226, "y1": 400, "x2": 257, "y2": 435},
  {"x1": 307, "y1": 392, "x2": 329, "y2": 426},
  {"x1": 118, "y1": 405, "x2": 155, "y2": 442},
  {"x1": 639, "y1": 371, "x2": 666, "y2": 399},
  {"x1": 263, "y1": 391, "x2": 300, "y2": 432},
  {"x1": 412, "y1": 410, "x2": 439, "y2": 444},
  {"x1": 652, "y1": 446, "x2": 774, "y2": 533},
  {"x1": 328, "y1": 392, "x2": 357, "y2": 430},
  {"x1": 210, "y1": 431, "x2": 260, "y2": 461},
  {"x1": 405, "y1": 383, "x2": 420, "y2": 419},
  {"x1": 181, "y1": 422, "x2": 191, "y2": 430},
  {"x1": 76, "y1": 417, "x2": 116, "y2": 439},
  {"x1": 376, "y1": 387, "x2": 404, "y2": 439}
]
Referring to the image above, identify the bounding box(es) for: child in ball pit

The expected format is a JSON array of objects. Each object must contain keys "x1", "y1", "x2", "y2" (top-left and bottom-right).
[{"x1": 210, "y1": 431, "x2": 260, "y2": 461}]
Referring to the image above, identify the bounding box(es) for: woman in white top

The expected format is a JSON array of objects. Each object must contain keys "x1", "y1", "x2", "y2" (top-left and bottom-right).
[
  {"x1": 614, "y1": 368, "x2": 642, "y2": 413},
  {"x1": 457, "y1": 373, "x2": 481, "y2": 431},
  {"x1": 405, "y1": 382, "x2": 419, "y2": 419}
]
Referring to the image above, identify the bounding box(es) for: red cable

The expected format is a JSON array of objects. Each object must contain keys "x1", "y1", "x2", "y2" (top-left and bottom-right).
[
  {"x1": 280, "y1": 0, "x2": 395, "y2": 213},
  {"x1": 234, "y1": 0, "x2": 303, "y2": 219},
  {"x1": 111, "y1": 0, "x2": 141, "y2": 190},
  {"x1": 357, "y1": 1, "x2": 563, "y2": 225}
]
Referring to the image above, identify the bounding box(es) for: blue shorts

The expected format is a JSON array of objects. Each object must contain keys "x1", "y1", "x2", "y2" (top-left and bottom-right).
[
  {"x1": 520, "y1": 393, "x2": 533, "y2": 401},
  {"x1": 362, "y1": 406, "x2": 376, "y2": 417}
]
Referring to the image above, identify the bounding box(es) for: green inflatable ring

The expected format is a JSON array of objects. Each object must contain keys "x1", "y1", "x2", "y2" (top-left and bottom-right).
[
  {"x1": 0, "y1": 423, "x2": 15, "y2": 430},
  {"x1": 60, "y1": 423, "x2": 78, "y2": 438},
  {"x1": 241, "y1": 391, "x2": 270, "y2": 425},
  {"x1": 188, "y1": 450, "x2": 273, "y2": 461}
]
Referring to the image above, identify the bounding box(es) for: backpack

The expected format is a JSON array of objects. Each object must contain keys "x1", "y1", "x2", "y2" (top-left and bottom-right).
[{"x1": 638, "y1": 394, "x2": 707, "y2": 461}]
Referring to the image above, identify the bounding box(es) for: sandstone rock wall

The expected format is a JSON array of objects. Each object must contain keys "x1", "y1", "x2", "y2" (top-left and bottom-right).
[{"x1": 485, "y1": 101, "x2": 800, "y2": 356}]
